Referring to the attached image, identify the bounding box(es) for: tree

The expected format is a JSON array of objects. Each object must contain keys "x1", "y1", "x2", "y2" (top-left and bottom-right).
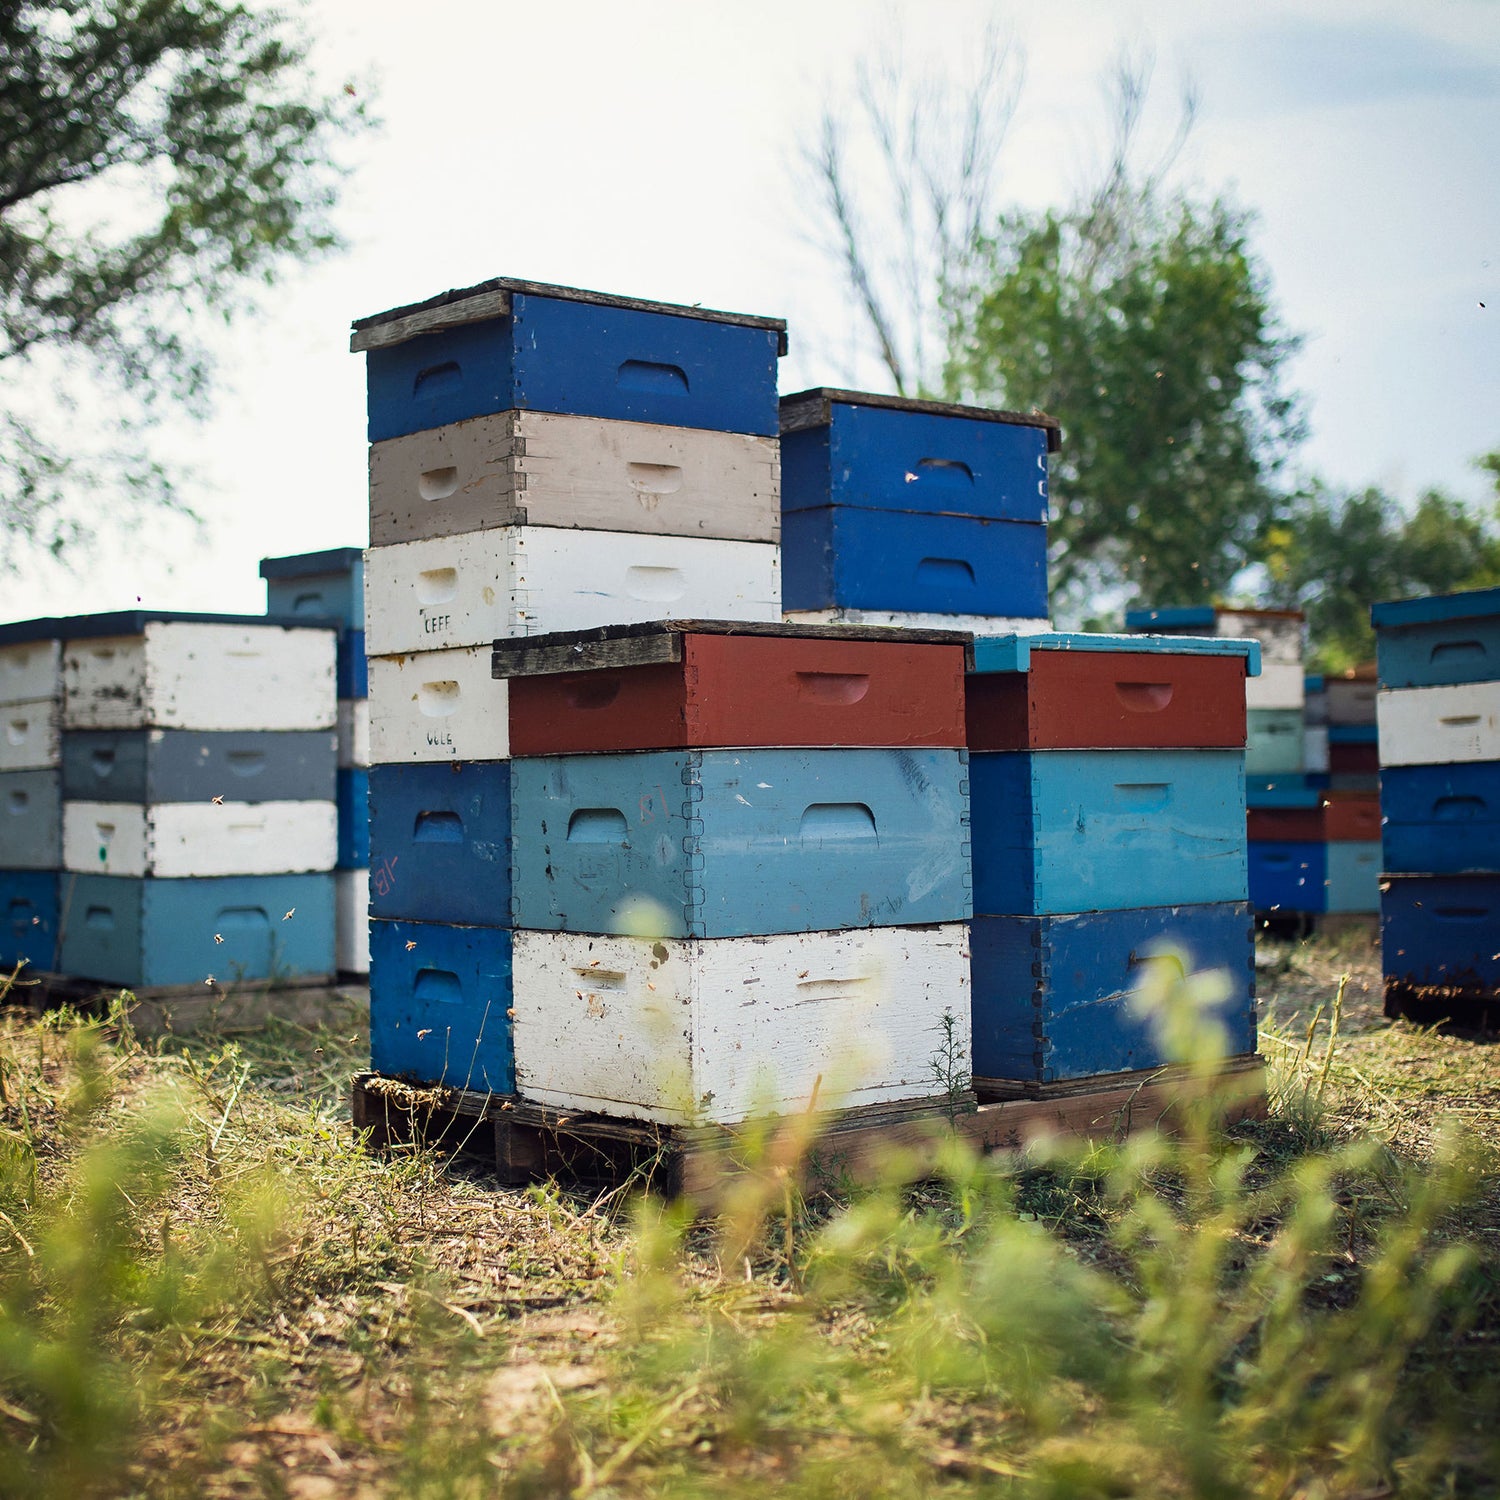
[
  {"x1": 804, "y1": 42, "x2": 1305, "y2": 621},
  {"x1": 946, "y1": 189, "x2": 1303, "y2": 614},
  {"x1": 0, "y1": 0, "x2": 367, "y2": 562},
  {"x1": 1260, "y1": 459, "x2": 1500, "y2": 671}
]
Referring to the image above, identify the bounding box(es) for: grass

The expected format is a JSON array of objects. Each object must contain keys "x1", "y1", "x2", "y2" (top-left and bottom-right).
[{"x1": 0, "y1": 927, "x2": 1494, "y2": 1497}]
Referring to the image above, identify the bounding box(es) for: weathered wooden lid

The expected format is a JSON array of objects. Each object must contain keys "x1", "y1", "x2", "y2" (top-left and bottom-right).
[
  {"x1": 491, "y1": 617, "x2": 975, "y2": 678},
  {"x1": 971, "y1": 630, "x2": 1261, "y2": 676},
  {"x1": 0, "y1": 610, "x2": 340, "y2": 645},
  {"x1": 352, "y1": 276, "x2": 789, "y2": 356},
  {"x1": 1371, "y1": 584, "x2": 1500, "y2": 630},
  {"x1": 779, "y1": 387, "x2": 1062, "y2": 453},
  {"x1": 259, "y1": 547, "x2": 364, "y2": 580}
]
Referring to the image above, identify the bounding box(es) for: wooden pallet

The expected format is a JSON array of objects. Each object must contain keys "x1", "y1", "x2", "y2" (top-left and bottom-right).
[
  {"x1": 352, "y1": 1054, "x2": 1267, "y2": 1204},
  {"x1": 4, "y1": 969, "x2": 365, "y2": 1037}
]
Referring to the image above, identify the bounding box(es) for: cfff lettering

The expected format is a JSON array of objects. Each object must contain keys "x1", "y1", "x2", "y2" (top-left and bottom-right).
[{"x1": 422, "y1": 614, "x2": 451, "y2": 634}]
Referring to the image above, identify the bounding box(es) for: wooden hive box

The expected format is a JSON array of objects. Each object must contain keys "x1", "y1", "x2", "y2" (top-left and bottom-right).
[
  {"x1": 363, "y1": 528, "x2": 782, "y2": 656},
  {"x1": 1325, "y1": 674, "x2": 1378, "y2": 725},
  {"x1": 60, "y1": 613, "x2": 336, "y2": 733},
  {"x1": 969, "y1": 901, "x2": 1256, "y2": 1084},
  {"x1": 1245, "y1": 708, "x2": 1306, "y2": 775},
  {"x1": 0, "y1": 770, "x2": 61, "y2": 869},
  {"x1": 1126, "y1": 605, "x2": 1306, "y2": 666},
  {"x1": 509, "y1": 923, "x2": 971, "y2": 1127},
  {"x1": 0, "y1": 629, "x2": 62, "y2": 707},
  {"x1": 60, "y1": 729, "x2": 336, "y2": 805},
  {"x1": 509, "y1": 747, "x2": 971, "y2": 939},
  {"x1": 0, "y1": 869, "x2": 59, "y2": 970},
  {"x1": 366, "y1": 646, "x2": 509, "y2": 764},
  {"x1": 368, "y1": 917, "x2": 514, "y2": 1095},
  {"x1": 259, "y1": 548, "x2": 366, "y2": 633},
  {"x1": 62, "y1": 800, "x2": 337, "y2": 878},
  {"x1": 367, "y1": 761, "x2": 512, "y2": 927},
  {"x1": 1303, "y1": 674, "x2": 1328, "y2": 726},
  {"x1": 354, "y1": 276, "x2": 787, "y2": 444},
  {"x1": 1373, "y1": 586, "x2": 1500, "y2": 690},
  {"x1": 336, "y1": 768, "x2": 369, "y2": 868},
  {"x1": 1324, "y1": 842, "x2": 1381, "y2": 913},
  {"x1": 1247, "y1": 840, "x2": 1327, "y2": 913},
  {"x1": 783, "y1": 607, "x2": 1050, "y2": 633},
  {"x1": 1, "y1": 698, "x2": 60, "y2": 772},
  {"x1": 969, "y1": 748, "x2": 1248, "y2": 916},
  {"x1": 492, "y1": 618, "x2": 970, "y2": 756},
  {"x1": 337, "y1": 699, "x2": 370, "y2": 769},
  {"x1": 336, "y1": 869, "x2": 370, "y2": 975},
  {"x1": 58, "y1": 872, "x2": 335, "y2": 989},
  {"x1": 1381, "y1": 874, "x2": 1500, "y2": 996},
  {"x1": 965, "y1": 632, "x2": 1257, "y2": 751},
  {"x1": 1381, "y1": 762, "x2": 1500, "y2": 874},
  {"x1": 1377, "y1": 681, "x2": 1499, "y2": 767},
  {"x1": 369, "y1": 411, "x2": 780, "y2": 547}
]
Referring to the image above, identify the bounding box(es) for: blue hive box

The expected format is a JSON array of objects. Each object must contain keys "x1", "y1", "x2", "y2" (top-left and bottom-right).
[
  {"x1": 337, "y1": 631, "x2": 368, "y2": 699},
  {"x1": 1382, "y1": 874, "x2": 1500, "y2": 993},
  {"x1": 510, "y1": 747, "x2": 971, "y2": 938},
  {"x1": 1372, "y1": 586, "x2": 1500, "y2": 689},
  {"x1": 1382, "y1": 761, "x2": 1500, "y2": 874},
  {"x1": 368, "y1": 917, "x2": 513, "y2": 1093},
  {"x1": 970, "y1": 901, "x2": 1256, "y2": 1083},
  {"x1": 60, "y1": 730, "x2": 336, "y2": 804},
  {"x1": 780, "y1": 507, "x2": 1048, "y2": 618},
  {"x1": 779, "y1": 388, "x2": 1056, "y2": 522},
  {"x1": 368, "y1": 761, "x2": 512, "y2": 926},
  {"x1": 1248, "y1": 840, "x2": 1328, "y2": 913},
  {"x1": 969, "y1": 749, "x2": 1247, "y2": 916},
  {"x1": 57, "y1": 872, "x2": 335, "y2": 988},
  {"x1": 0, "y1": 870, "x2": 59, "y2": 970},
  {"x1": 260, "y1": 548, "x2": 366, "y2": 633},
  {"x1": 337, "y1": 767, "x2": 370, "y2": 869},
  {"x1": 357, "y1": 277, "x2": 787, "y2": 443}
]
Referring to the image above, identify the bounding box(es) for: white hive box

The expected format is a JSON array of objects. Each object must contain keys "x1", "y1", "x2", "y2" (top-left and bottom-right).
[
  {"x1": 0, "y1": 639, "x2": 61, "y2": 706},
  {"x1": 1377, "y1": 681, "x2": 1500, "y2": 766},
  {"x1": 336, "y1": 868, "x2": 370, "y2": 973},
  {"x1": 337, "y1": 699, "x2": 371, "y2": 769},
  {"x1": 362, "y1": 528, "x2": 782, "y2": 655},
  {"x1": 510, "y1": 923, "x2": 971, "y2": 1127},
  {"x1": 366, "y1": 646, "x2": 509, "y2": 764},
  {"x1": 62, "y1": 615, "x2": 336, "y2": 731},
  {"x1": 1, "y1": 699, "x2": 60, "y2": 771},
  {"x1": 784, "y1": 608, "x2": 1050, "y2": 634},
  {"x1": 1245, "y1": 661, "x2": 1306, "y2": 710},
  {"x1": 369, "y1": 411, "x2": 780, "y2": 547},
  {"x1": 62, "y1": 800, "x2": 337, "y2": 877}
]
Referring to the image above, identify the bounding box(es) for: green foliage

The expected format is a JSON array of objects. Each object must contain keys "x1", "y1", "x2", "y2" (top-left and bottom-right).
[
  {"x1": 0, "y1": 0, "x2": 368, "y2": 559},
  {"x1": 946, "y1": 191, "x2": 1303, "y2": 617},
  {"x1": 1261, "y1": 456, "x2": 1500, "y2": 671}
]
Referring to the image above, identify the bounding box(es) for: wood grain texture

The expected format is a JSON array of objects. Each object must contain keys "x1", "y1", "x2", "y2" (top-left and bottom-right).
[
  {"x1": 364, "y1": 528, "x2": 782, "y2": 655},
  {"x1": 509, "y1": 924, "x2": 972, "y2": 1126},
  {"x1": 349, "y1": 290, "x2": 511, "y2": 353},
  {"x1": 61, "y1": 624, "x2": 337, "y2": 732},
  {"x1": 370, "y1": 412, "x2": 779, "y2": 546},
  {"x1": 1377, "y1": 681, "x2": 1500, "y2": 766},
  {"x1": 0, "y1": 639, "x2": 60, "y2": 707},
  {"x1": 62, "y1": 799, "x2": 337, "y2": 877},
  {"x1": 366, "y1": 647, "x2": 509, "y2": 764},
  {"x1": 506, "y1": 633, "x2": 967, "y2": 754},
  {"x1": 0, "y1": 698, "x2": 60, "y2": 771}
]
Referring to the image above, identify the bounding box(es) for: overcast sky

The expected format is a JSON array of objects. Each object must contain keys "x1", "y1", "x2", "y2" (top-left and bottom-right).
[{"x1": 5, "y1": 0, "x2": 1497, "y2": 622}]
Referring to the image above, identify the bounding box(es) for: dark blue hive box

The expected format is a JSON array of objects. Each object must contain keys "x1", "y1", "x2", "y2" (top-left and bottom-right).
[
  {"x1": 969, "y1": 749, "x2": 1247, "y2": 916},
  {"x1": 368, "y1": 917, "x2": 513, "y2": 1093},
  {"x1": 0, "y1": 870, "x2": 59, "y2": 970},
  {"x1": 1373, "y1": 586, "x2": 1500, "y2": 689},
  {"x1": 1248, "y1": 840, "x2": 1328, "y2": 913},
  {"x1": 970, "y1": 901, "x2": 1256, "y2": 1083},
  {"x1": 337, "y1": 767, "x2": 370, "y2": 869},
  {"x1": 1382, "y1": 874, "x2": 1500, "y2": 995},
  {"x1": 1381, "y1": 761, "x2": 1500, "y2": 874},
  {"x1": 356, "y1": 277, "x2": 787, "y2": 443},
  {"x1": 61, "y1": 729, "x2": 336, "y2": 804},
  {"x1": 368, "y1": 761, "x2": 512, "y2": 927}
]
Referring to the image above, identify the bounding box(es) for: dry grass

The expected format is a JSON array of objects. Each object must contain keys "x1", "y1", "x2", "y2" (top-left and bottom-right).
[{"x1": 0, "y1": 926, "x2": 1494, "y2": 1498}]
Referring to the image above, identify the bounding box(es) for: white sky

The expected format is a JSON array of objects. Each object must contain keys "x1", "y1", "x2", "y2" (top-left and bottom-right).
[{"x1": 5, "y1": 0, "x2": 1498, "y2": 620}]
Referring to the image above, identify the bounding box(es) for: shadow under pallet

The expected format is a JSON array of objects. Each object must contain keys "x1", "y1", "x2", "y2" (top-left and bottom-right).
[{"x1": 350, "y1": 1054, "x2": 1267, "y2": 1205}]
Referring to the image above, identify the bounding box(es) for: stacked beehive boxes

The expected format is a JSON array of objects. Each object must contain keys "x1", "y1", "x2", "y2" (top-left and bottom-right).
[
  {"x1": 964, "y1": 633, "x2": 1260, "y2": 1084},
  {"x1": 779, "y1": 389, "x2": 1057, "y2": 633},
  {"x1": 0, "y1": 619, "x2": 65, "y2": 973},
  {"x1": 260, "y1": 549, "x2": 371, "y2": 975},
  {"x1": 351, "y1": 277, "x2": 787, "y2": 1098},
  {"x1": 50, "y1": 612, "x2": 338, "y2": 988},
  {"x1": 488, "y1": 620, "x2": 972, "y2": 1123},
  {"x1": 1373, "y1": 586, "x2": 1500, "y2": 1018}
]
